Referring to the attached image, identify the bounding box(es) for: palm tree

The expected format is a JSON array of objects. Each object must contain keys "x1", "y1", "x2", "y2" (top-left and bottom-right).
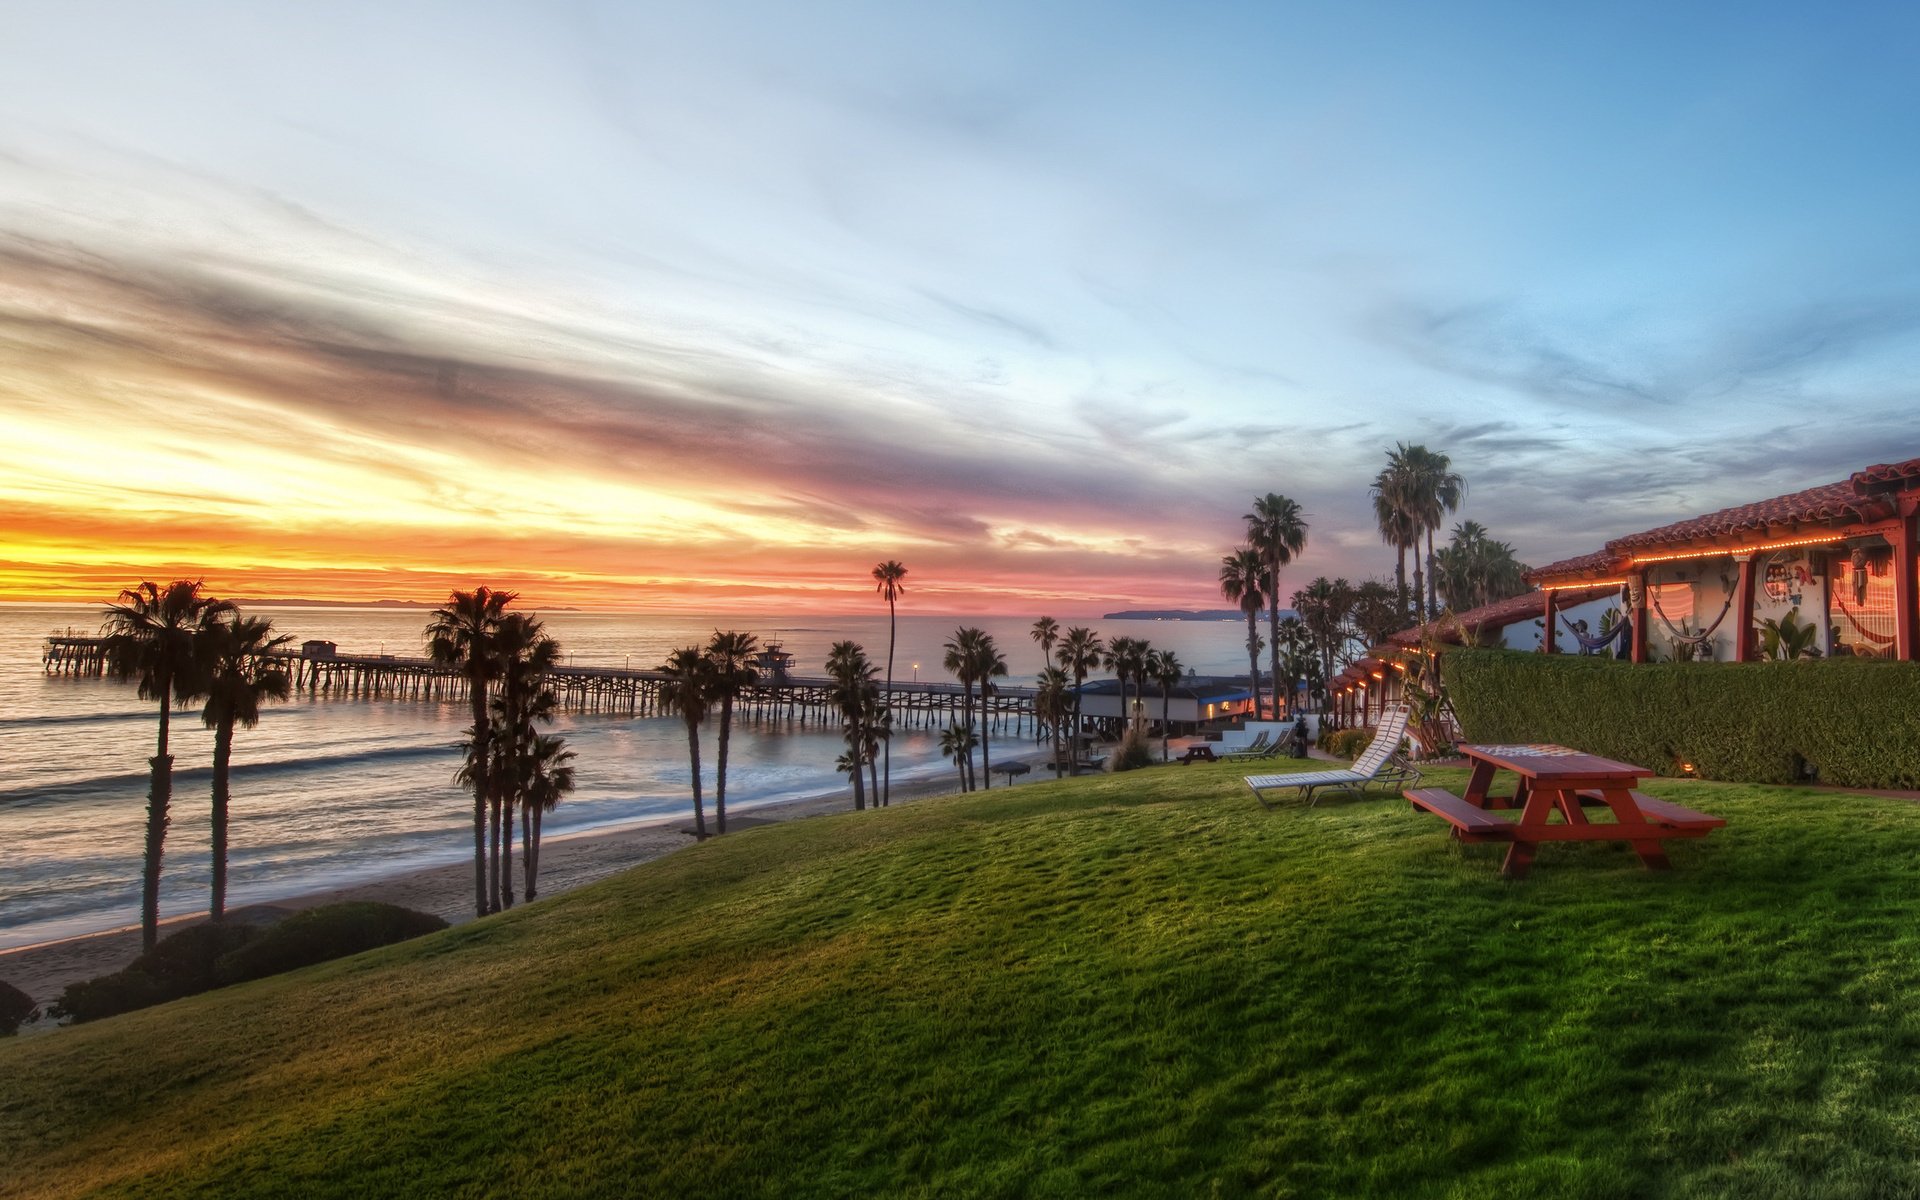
[
  {"x1": 1149, "y1": 648, "x2": 1183, "y2": 762},
  {"x1": 427, "y1": 587, "x2": 515, "y2": 917},
  {"x1": 658, "y1": 646, "x2": 717, "y2": 838},
  {"x1": 1057, "y1": 627, "x2": 1104, "y2": 776},
  {"x1": 1433, "y1": 521, "x2": 1531, "y2": 611},
  {"x1": 1246, "y1": 494, "x2": 1308, "y2": 718},
  {"x1": 968, "y1": 635, "x2": 1008, "y2": 788},
  {"x1": 938, "y1": 721, "x2": 977, "y2": 791},
  {"x1": 521, "y1": 732, "x2": 575, "y2": 901},
  {"x1": 488, "y1": 612, "x2": 554, "y2": 911},
  {"x1": 1030, "y1": 616, "x2": 1060, "y2": 668},
  {"x1": 1294, "y1": 577, "x2": 1356, "y2": 690},
  {"x1": 870, "y1": 561, "x2": 907, "y2": 806},
  {"x1": 705, "y1": 630, "x2": 759, "y2": 833},
  {"x1": 826, "y1": 640, "x2": 879, "y2": 808},
  {"x1": 1104, "y1": 637, "x2": 1149, "y2": 732},
  {"x1": 1371, "y1": 459, "x2": 1422, "y2": 620},
  {"x1": 1276, "y1": 616, "x2": 1311, "y2": 712},
  {"x1": 1400, "y1": 445, "x2": 1466, "y2": 618},
  {"x1": 1034, "y1": 667, "x2": 1071, "y2": 775},
  {"x1": 1219, "y1": 548, "x2": 1267, "y2": 716},
  {"x1": 197, "y1": 614, "x2": 290, "y2": 923},
  {"x1": 942, "y1": 628, "x2": 986, "y2": 791},
  {"x1": 102, "y1": 580, "x2": 234, "y2": 951}
]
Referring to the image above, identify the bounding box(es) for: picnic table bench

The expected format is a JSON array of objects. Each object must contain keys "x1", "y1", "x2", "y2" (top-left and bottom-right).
[{"x1": 1404, "y1": 744, "x2": 1724, "y2": 878}]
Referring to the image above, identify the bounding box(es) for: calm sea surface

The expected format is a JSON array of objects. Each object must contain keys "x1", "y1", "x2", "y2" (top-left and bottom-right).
[{"x1": 0, "y1": 605, "x2": 1248, "y2": 949}]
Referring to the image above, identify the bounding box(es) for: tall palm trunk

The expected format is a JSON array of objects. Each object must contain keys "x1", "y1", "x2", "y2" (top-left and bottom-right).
[
  {"x1": 1395, "y1": 544, "x2": 1409, "y2": 619},
  {"x1": 521, "y1": 802, "x2": 536, "y2": 901},
  {"x1": 958, "y1": 682, "x2": 976, "y2": 790},
  {"x1": 1267, "y1": 587, "x2": 1281, "y2": 721},
  {"x1": 209, "y1": 715, "x2": 234, "y2": 922},
  {"x1": 1069, "y1": 679, "x2": 1085, "y2": 777},
  {"x1": 467, "y1": 666, "x2": 489, "y2": 918},
  {"x1": 715, "y1": 696, "x2": 733, "y2": 833},
  {"x1": 979, "y1": 683, "x2": 992, "y2": 790},
  {"x1": 849, "y1": 739, "x2": 867, "y2": 810},
  {"x1": 1411, "y1": 554, "x2": 1427, "y2": 625},
  {"x1": 686, "y1": 722, "x2": 708, "y2": 837},
  {"x1": 1426, "y1": 528, "x2": 1439, "y2": 617},
  {"x1": 141, "y1": 685, "x2": 173, "y2": 952},
  {"x1": 1162, "y1": 687, "x2": 1172, "y2": 762},
  {"x1": 501, "y1": 791, "x2": 515, "y2": 909},
  {"x1": 529, "y1": 798, "x2": 545, "y2": 894},
  {"x1": 867, "y1": 746, "x2": 880, "y2": 809},
  {"x1": 1244, "y1": 611, "x2": 1262, "y2": 716},
  {"x1": 883, "y1": 601, "x2": 895, "y2": 806},
  {"x1": 489, "y1": 784, "x2": 503, "y2": 914}
]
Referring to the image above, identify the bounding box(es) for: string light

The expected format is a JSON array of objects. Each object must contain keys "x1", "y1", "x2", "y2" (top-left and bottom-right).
[
  {"x1": 1630, "y1": 532, "x2": 1848, "y2": 566},
  {"x1": 1544, "y1": 579, "x2": 1629, "y2": 590}
]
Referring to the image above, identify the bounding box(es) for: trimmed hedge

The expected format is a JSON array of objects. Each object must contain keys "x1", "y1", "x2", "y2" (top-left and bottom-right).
[
  {"x1": 1443, "y1": 649, "x2": 1920, "y2": 787},
  {"x1": 214, "y1": 902, "x2": 448, "y2": 987}
]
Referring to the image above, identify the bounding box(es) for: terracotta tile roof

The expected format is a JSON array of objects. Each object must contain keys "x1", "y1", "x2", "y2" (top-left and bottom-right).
[
  {"x1": 1852, "y1": 457, "x2": 1920, "y2": 490},
  {"x1": 1525, "y1": 549, "x2": 1619, "y2": 584},
  {"x1": 1603, "y1": 478, "x2": 1874, "y2": 552},
  {"x1": 1386, "y1": 584, "x2": 1619, "y2": 647}
]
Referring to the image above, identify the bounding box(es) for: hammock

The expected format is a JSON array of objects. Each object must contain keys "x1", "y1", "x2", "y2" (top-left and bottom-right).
[
  {"x1": 1560, "y1": 613, "x2": 1631, "y2": 654},
  {"x1": 1650, "y1": 579, "x2": 1735, "y2": 651},
  {"x1": 1833, "y1": 595, "x2": 1897, "y2": 646}
]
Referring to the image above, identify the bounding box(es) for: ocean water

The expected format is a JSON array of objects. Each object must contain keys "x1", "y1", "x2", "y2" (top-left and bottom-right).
[{"x1": 0, "y1": 605, "x2": 1249, "y2": 949}]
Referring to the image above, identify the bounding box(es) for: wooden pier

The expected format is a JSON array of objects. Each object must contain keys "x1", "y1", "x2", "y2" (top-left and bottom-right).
[{"x1": 44, "y1": 635, "x2": 1042, "y2": 735}]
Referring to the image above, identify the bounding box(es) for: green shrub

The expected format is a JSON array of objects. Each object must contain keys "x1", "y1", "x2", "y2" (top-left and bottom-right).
[
  {"x1": 0, "y1": 979, "x2": 37, "y2": 1035},
  {"x1": 1105, "y1": 726, "x2": 1158, "y2": 773},
  {"x1": 49, "y1": 966, "x2": 173, "y2": 1025},
  {"x1": 49, "y1": 922, "x2": 258, "y2": 1024},
  {"x1": 215, "y1": 902, "x2": 447, "y2": 986},
  {"x1": 1327, "y1": 728, "x2": 1372, "y2": 760},
  {"x1": 1442, "y1": 649, "x2": 1920, "y2": 787}
]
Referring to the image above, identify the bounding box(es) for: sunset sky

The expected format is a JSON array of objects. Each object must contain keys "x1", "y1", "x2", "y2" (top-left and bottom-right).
[{"x1": 3, "y1": 2, "x2": 1918, "y2": 614}]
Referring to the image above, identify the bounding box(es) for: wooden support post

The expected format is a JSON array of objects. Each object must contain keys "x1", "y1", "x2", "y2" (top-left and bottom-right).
[
  {"x1": 1733, "y1": 554, "x2": 1757, "y2": 663},
  {"x1": 1542, "y1": 588, "x2": 1558, "y2": 654},
  {"x1": 1630, "y1": 575, "x2": 1649, "y2": 664},
  {"x1": 1896, "y1": 506, "x2": 1919, "y2": 662}
]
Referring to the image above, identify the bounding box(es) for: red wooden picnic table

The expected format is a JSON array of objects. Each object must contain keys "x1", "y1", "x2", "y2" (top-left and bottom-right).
[{"x1": 1405, "y1": 743, "x2": 1724, "y2": 879}]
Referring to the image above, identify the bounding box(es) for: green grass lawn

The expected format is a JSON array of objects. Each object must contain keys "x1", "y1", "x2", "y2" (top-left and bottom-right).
[{"x1": 7, "y1": 762, "x2": 1920, "y2": 1198}]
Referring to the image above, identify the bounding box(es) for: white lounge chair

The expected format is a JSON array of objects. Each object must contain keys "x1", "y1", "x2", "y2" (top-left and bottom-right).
[{"x1": 1245, "y1": 706, "x2": 1419, "y2": 807}]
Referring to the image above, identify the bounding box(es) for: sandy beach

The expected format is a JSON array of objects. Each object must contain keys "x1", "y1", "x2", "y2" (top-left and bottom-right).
[{"x1": 1, "y1": 772, "x2": 978, "y2": 1027}]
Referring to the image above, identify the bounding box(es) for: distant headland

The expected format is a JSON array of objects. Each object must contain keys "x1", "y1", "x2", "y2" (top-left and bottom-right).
[{"x1": 1103, "y1": 608, "x2": 1296, "y2": 621}]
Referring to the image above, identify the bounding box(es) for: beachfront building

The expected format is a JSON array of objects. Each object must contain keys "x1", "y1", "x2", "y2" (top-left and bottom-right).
[
  {"x1": 1073, "y1": 674, "x2": 1255, "y2": 735},
  {"x1": 1528, "y1": 456, "x2": 1920, "y2": 664}
]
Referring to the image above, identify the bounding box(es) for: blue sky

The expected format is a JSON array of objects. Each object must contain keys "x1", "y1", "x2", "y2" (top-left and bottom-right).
[{"x1": 0, "y1": 1, "x2": 1916, "y2": 609}]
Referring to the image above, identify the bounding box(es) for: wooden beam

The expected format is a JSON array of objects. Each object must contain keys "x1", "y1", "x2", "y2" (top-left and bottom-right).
[
  {"x1": 1733, "y1": 555, "x2": 1757, "y2": 662},
  {"x1": 1542, "y1": 589, "x2": 1558, "y2": 654},
  {"x1": 1630, "y1": 574, "x2": 1649, "y2": 664},
  {"x1": 1896, "y1": 509, "x2": 1919, "y2": 662}
]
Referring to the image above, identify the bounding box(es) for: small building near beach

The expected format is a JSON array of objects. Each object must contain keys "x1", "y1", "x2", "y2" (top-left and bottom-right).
[{"x1": 1073, "y1": 675, "x2": 1255, "y2": 730}]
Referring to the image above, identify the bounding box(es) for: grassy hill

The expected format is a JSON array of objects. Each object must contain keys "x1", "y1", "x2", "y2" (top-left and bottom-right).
[{"x1": 7, "y1": 762, "x2": 1920, "y2": 1197}]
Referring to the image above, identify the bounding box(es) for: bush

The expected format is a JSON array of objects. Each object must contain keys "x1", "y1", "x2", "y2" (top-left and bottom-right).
[
  {"x1": 1104, "y1": 726, "x2": 1158, "y2": 773},
  {"x1": 215, "y1": 902, "x2": 447, "y2": 986},
  {"x1": 1442, "y1": 649, "x2": 1920, "y2": 787},
  {"x1": 49, "y1": 921, "x2": 258, "y2": 1024},
  {"x1": 1327, "y1": 728, "x2": 1373, "y2": 760},
  {"x1": 0, "y1": 979, "x2": 38, "y2": 1035}
]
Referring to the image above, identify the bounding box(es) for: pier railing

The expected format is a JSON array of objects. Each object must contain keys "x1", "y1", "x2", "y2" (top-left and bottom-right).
[{"x1": 44, "y1": 636, "x2": 1040, "y2": 732}]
